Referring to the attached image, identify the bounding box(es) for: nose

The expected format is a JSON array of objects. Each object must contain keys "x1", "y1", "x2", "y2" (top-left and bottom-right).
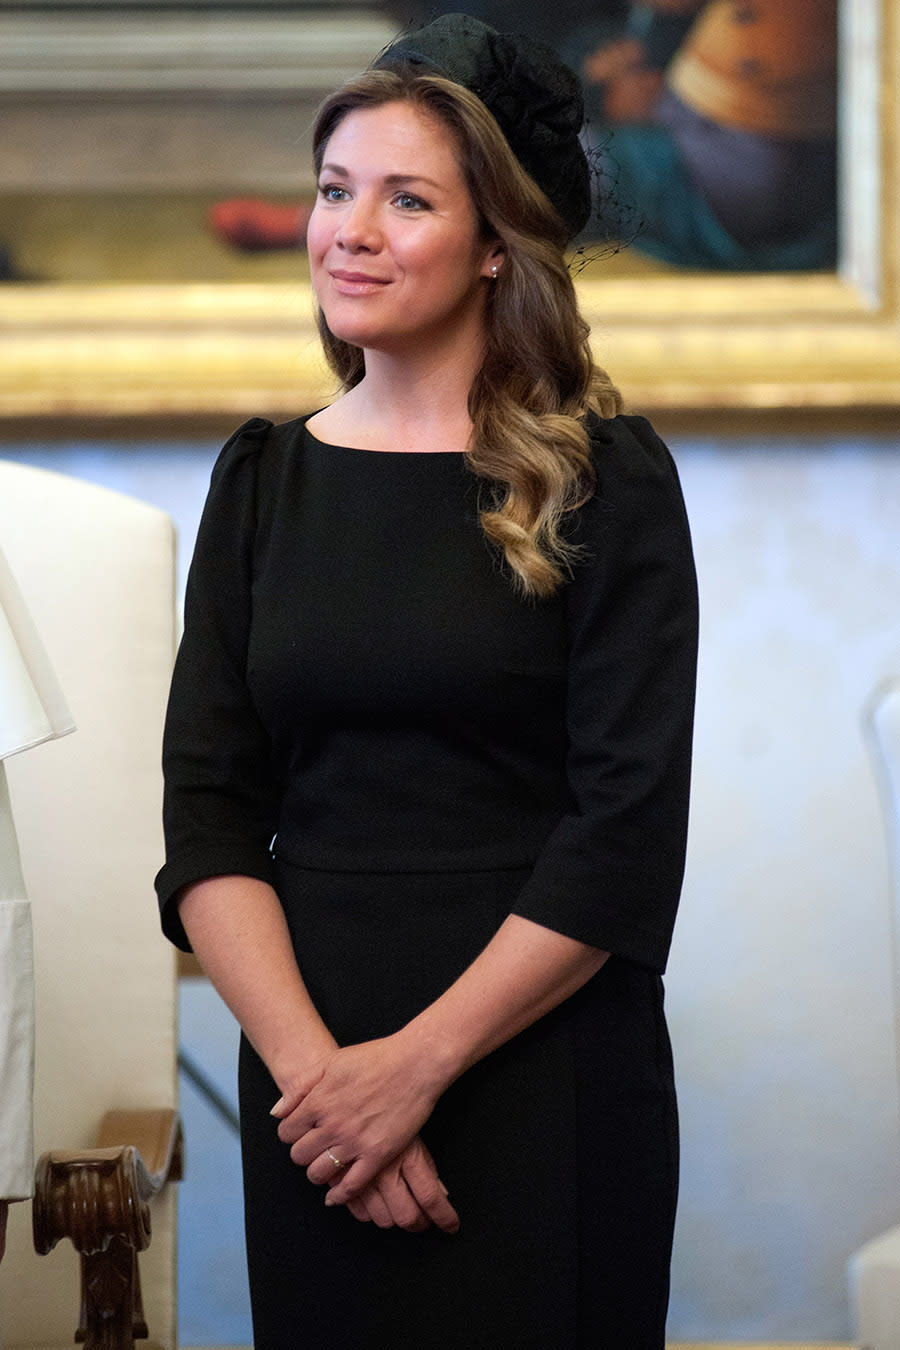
[{"x1": 335, "y1": 196, "x2": 381, "y2": 253}]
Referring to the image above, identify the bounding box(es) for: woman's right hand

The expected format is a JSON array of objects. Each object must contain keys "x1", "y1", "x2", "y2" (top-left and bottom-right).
[{"x1": 338, "y1": 1136, "x2": 459, "y2": 1234}]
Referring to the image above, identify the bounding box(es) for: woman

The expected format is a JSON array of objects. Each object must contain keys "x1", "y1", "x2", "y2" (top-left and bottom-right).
[{"x1": 155, "y1": 14, "x2": 698, "y2": 1347}]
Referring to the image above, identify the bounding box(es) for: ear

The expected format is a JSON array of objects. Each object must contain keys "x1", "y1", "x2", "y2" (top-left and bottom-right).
[{"x1": 481, "y1": 241, "x2": 506, "y2": 280}]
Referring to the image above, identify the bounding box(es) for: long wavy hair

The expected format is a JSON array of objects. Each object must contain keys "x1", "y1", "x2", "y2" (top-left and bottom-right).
[{"x1": 312, "y1": 66, "x2": 622, "y2": 597}]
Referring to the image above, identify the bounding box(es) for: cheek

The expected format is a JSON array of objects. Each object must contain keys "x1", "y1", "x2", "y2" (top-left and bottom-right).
[
  {"x1": 401, "y1": 239, "x2": 470, "y2": 292},
  {"x1": 306, "y1": 210, "x2": 331, "y2": 270}
]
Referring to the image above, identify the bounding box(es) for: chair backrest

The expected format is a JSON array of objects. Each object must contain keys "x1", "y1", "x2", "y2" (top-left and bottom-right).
[{"x1": 0, "y1": 459, "x2": 178, "y2": 1349}]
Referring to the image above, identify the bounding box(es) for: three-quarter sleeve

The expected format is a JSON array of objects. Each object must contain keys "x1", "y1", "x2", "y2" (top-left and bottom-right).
[
  {"x1": 154, "y1": 418, "x2": 278, "y2": 951},
  {"x1": 512, "y1": 415, "x2": 698, "y2": 972}
]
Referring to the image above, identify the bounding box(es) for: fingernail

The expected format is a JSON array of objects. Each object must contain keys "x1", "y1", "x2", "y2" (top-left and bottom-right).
[
  {"x1": 324, "y1": 1192, "x2": 338, "y2": 1207},
  {"x1": 269, "y1": 1097, "x2": 284, "y2": 1117},
  {"x1": 439, "y1": 1182, "x2": 449, "y2": 1196}
]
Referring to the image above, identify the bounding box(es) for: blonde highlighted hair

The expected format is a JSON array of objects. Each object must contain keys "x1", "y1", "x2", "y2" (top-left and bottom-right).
[{"x1": 312, "y1": 66, "x2": 622, "y2": 597}]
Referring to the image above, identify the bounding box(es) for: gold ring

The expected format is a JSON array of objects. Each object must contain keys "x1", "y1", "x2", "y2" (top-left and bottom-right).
[{"x1": 326, "y1": 1148, "x2": 346, "y2": 1169}]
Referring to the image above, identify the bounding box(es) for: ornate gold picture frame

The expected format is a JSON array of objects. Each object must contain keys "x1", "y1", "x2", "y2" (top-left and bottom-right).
[{"x1": 0, "y1": 0, "x2": 897, "y2": 421}]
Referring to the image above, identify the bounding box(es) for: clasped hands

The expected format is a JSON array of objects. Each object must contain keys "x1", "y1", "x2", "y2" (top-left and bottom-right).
[{"x1": 271, "y1": 1036, "x2": 460, "y2": 1235}]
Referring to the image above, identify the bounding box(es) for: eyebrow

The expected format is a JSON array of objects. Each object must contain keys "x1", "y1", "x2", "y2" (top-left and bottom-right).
[{"x1": 319, "y1": 163, "x2": 443, "y2": 191}]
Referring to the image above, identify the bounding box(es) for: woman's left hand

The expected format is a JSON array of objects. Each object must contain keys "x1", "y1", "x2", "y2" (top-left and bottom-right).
[{"x1": 272, "y1": 1035, "x2": 449, "y2": 1205}]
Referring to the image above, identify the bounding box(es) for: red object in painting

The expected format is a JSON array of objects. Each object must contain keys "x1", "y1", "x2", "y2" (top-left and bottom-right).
[{"x1": 208, "y1": 199, "x2": 312, "y2": 252}]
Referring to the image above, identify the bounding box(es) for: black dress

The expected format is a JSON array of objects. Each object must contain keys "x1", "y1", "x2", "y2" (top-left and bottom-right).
[{"x1": 155, "y1": 412, "x2": 698, "y2": 1349}]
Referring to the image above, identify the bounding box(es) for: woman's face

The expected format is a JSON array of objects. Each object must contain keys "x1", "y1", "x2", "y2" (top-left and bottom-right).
[{"x1": 308, "y1": 100, "x2": 500, "y2": 357}]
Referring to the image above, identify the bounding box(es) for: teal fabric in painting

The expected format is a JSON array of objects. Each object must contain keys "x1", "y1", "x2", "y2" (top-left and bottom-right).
[{"x1": 593, "y1": 120, "x2": 838, "y2": 270}]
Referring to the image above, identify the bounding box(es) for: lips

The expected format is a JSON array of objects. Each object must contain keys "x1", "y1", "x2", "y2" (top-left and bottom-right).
[
  {"x1": 331, "y1": 269, "x2": 389, "y2": 282},
  {"x1": 329, "y1": 269, "x2": 391, "y2": 292}
]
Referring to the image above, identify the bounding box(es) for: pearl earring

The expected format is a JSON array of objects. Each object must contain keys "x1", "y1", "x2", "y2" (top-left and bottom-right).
[{"x1": 490, "y1": 264, "x2": 499, "y2": 280}]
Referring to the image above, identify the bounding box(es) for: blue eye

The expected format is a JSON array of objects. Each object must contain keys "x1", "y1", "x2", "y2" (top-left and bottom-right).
[
  {"x1": 394, "y1": 193, "x2": 427, "y2": 211},
  {"x1": 320, "y1": 184, "x2": 348, "y2": 202}
]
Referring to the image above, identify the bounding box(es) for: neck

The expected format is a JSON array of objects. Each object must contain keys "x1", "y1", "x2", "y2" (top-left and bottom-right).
[
  {"x1": 364, "y1": 352, "x2": 478, "y2": 447},
  {"x1": 332, "y1": 303, "x2": 489, "y2": 453}
]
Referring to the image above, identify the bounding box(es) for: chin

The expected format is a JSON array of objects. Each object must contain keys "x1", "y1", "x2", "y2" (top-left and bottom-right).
[
  {"x1": 325, "y1": 322, "x2": 379, "y2": 350},
  {"x1": 324, "y1": 317, "x2": 411, "y2": 352},
  {"x1": 318, "y1": 306, "x2": 377, "y2": 348}
]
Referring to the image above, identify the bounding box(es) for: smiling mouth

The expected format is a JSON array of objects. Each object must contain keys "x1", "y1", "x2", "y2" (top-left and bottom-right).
[{"x1": 330, "y1": 270, "x2": 390, "y2": 285}]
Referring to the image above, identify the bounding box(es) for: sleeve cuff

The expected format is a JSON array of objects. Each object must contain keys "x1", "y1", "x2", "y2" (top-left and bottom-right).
[{"x1": 154, "y1": 844, "x2": 277, "y2": 952}]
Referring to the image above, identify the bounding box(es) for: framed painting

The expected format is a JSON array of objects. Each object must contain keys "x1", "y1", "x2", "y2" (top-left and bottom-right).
[{"x1": 0, "y1": 0, "x2": 896, "y2": 421}]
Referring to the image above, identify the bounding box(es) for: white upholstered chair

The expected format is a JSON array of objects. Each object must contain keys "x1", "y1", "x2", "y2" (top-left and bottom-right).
[
  {"x1": 849, "y1": 678, "x2": 900, "y2": 1350},
  {"x1": 0, "y1": 460, "x2": 179, "y2": 1350}
]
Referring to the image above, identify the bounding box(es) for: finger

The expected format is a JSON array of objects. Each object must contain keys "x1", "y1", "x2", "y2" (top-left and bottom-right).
[
  {"x1": 288, "y1": 1128, "x2": 335, "y2": 1168},
  {"x1": 374, "y1": 1173, "x2": 429, "y2": 1233},
  {"x1": 269, "y1": 1085, "x2": 306, "y2": 1119},
  {"x1": 354, "y1": 1185, "x2": 394, "y2": 1228},
  {"x1": 271, "y1": 1055, "x2": 333, "y2": 1120},
  {"x1": 401, "y1": 1153, "x2": 460, "y2": 1234},
  {"x1": 340, "y1": 1175, "x2": 381, "y2": 1224},
  {"x1": 276, "y1": 1102, "x2": 322, "y2": 1146},
  {"x1": 306, "y1": 1146, "x2": 353, "y2": 1187},
  {"x1": 346, "y1": 1195, "x2": 373, "y2": 1224},
  {"x1": 323, "y1": 1153, "x2": 386, "y2": 1207}
]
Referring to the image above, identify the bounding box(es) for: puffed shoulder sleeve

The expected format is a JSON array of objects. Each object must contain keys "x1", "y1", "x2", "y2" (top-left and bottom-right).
[
  {"x1": 154, "y1": 418, "x2": 277, "y2": 951},
  {"x1": 512, "y1": 415, "x2": 698, "y2": 972}
]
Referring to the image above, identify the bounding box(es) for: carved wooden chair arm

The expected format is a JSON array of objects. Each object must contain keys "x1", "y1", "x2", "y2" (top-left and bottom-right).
[{"x1": 32, "y1": 1107, "x2": 183, "y2": 1350}]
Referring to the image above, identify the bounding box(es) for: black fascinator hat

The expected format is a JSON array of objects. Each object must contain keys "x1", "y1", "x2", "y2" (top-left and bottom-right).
[{"x1": 372, "y1": 12, "x2": 591, "y2": 240}]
